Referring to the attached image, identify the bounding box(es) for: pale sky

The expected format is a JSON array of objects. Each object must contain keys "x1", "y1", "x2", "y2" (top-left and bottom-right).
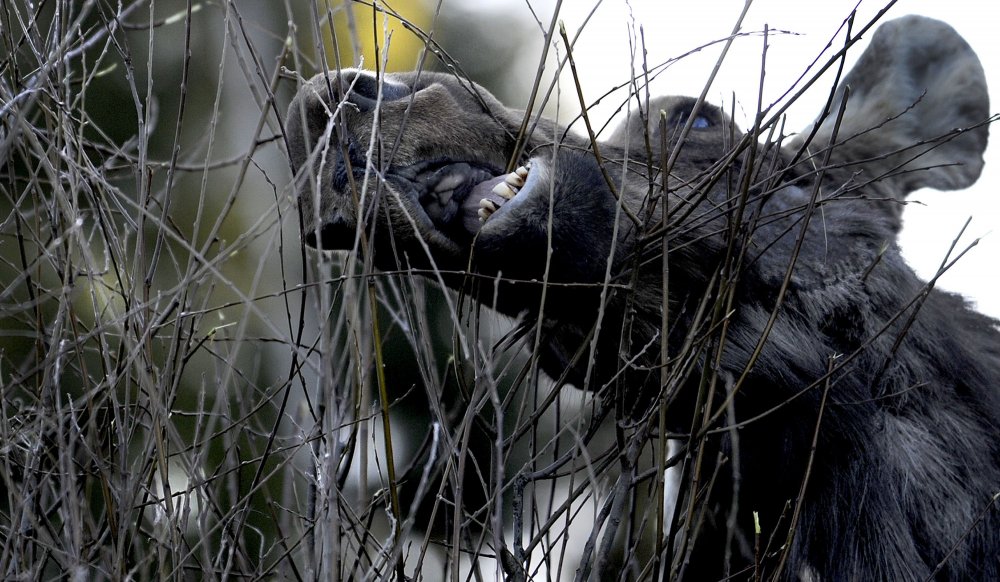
[{"x1": 471, "y1": 0, "x2": 1000, "y2": 317}]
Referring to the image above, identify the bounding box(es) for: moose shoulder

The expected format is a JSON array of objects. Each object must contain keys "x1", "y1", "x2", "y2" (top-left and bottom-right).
[{"x1": 287, "y1": 15, "x2": 998, "y2": 581}]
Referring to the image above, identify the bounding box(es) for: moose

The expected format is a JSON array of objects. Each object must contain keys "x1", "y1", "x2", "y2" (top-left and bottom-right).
[{"x1": 287, "y1": 15, "x2": 998, "y2": 580}]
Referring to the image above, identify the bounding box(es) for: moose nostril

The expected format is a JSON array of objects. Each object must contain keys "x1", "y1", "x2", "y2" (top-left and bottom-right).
[{"x1": 340, "y1": 70, "x2": 411, "y2": 113}]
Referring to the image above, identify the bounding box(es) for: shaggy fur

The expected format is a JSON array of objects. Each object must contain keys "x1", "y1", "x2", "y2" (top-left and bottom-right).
[{"x1": 287, "y1": 16, "x2": 998, "y2": 580}]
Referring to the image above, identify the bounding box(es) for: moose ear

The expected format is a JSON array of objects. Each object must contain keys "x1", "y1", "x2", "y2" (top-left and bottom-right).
[{"x1": 790, "y1": 16, "x2": 990, "y2": 202}]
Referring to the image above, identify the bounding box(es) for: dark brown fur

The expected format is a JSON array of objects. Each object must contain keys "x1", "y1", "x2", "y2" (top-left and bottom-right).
[{"x1": 287, "y1": 16, "x2": 998, "y2": 580}]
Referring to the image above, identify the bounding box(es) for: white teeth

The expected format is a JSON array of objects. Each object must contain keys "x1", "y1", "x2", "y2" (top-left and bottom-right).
[
  {"x1": 492, "y1": 181, "x2": 517, "y2": 200},
  {"x1": 480, "y1": 165, "x2": 531, "y2": 221},
  {"x1": 493, "y1": 165, "x2": 531, "y2": 200},
  {"x1": 478, "y1": 198, "x2": 498, "y2": 222},
  {"x1": 504, "y1": 172, "x2": 524, "y2": 188}
]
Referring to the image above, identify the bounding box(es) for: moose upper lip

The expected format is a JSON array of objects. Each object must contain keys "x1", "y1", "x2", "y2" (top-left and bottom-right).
[
  {"x1": 389, "y1": 159, "x2": 502, "y2": 238},
  {"x1": 396, "y1": 159, "x2": 499, "y2": 220},
  {"x1": 306, "y1": 157, "x2": 508, "y2": 250}
]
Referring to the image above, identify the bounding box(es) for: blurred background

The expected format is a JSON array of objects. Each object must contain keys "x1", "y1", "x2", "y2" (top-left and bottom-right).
[{"x1": 1, "y1": 1, "x2": 995, "y2": 580}]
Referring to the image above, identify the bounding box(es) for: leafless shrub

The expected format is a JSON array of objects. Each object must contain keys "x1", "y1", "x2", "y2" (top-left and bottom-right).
[{"x1": 2, "y1": 2, "x2": 996, "y2": 582}]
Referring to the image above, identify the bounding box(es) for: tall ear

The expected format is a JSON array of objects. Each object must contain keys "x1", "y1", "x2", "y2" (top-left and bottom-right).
[{"x1": 790, "y1": 16, "x2": 990, "y2": 202}]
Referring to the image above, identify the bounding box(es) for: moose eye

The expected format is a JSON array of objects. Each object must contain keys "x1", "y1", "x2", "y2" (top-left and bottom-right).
[
  {"x1": 671, "y1": 108, "x2": 712, "y2": 129},
  {"x1": 690, "y1": 115, "x2": 711, "y2": 129}
]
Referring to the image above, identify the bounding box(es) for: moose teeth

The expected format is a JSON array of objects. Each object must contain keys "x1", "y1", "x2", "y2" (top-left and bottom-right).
[
  {"x1": 479, "y1": 164, "x2": 531, "y2": 223},
  {"x1": 492, "y1": 165, "x2": 530, "y2": 200},
  {"x1": 478, "y1": 198, "x2": 498, "y2": 221},
  {"x1": 492, "y1": 181, "x2": 517, "y2": 200}
]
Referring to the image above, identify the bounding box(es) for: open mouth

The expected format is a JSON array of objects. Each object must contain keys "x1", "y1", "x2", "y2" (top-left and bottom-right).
[
  {"x1": 304, "y1": 154, "x2": 532, "y2": 250},
  {"x1": 394, "y1": 159, "x2": 530, "y2": 240}
]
